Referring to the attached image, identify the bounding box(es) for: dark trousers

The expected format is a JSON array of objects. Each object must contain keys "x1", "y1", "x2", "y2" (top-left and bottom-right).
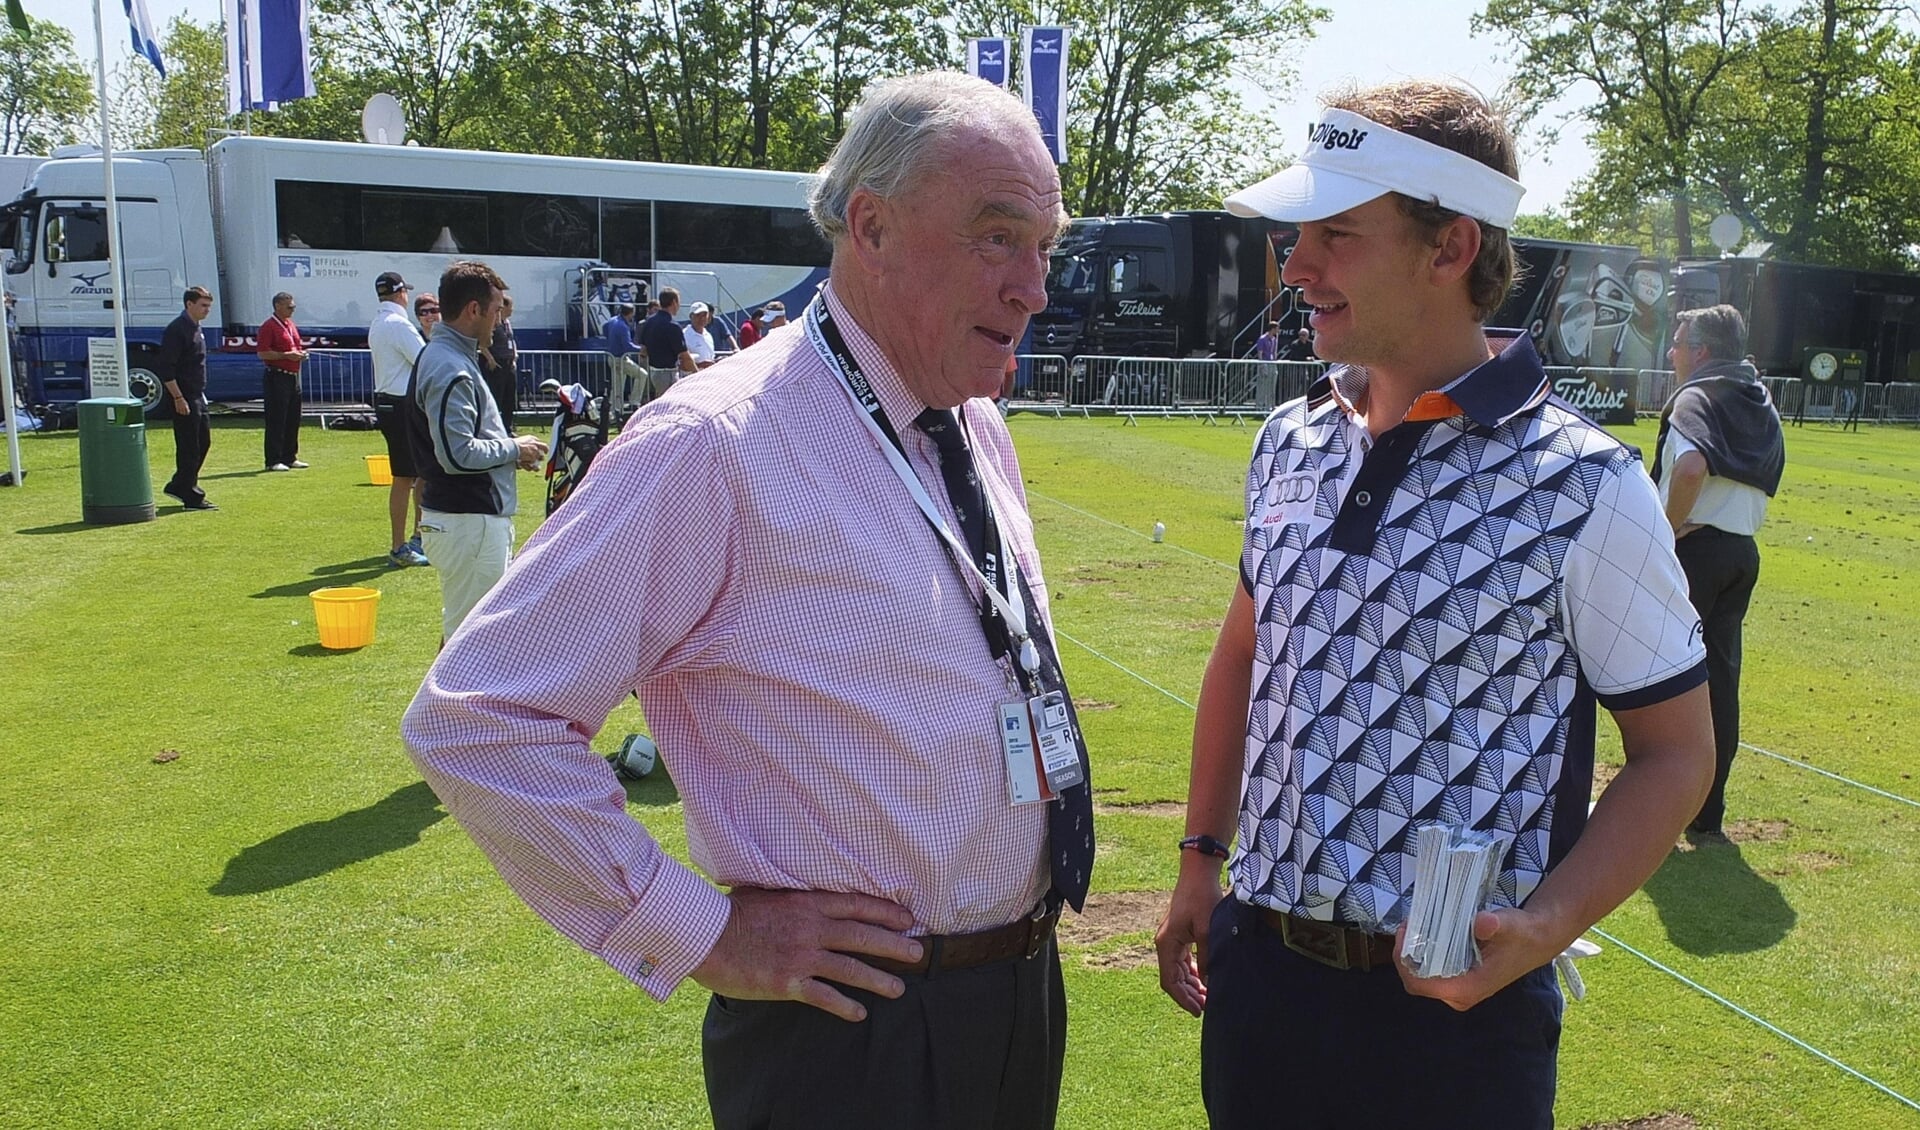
[
  {"x1": 702, "y1": 939, "x2": 1065, "y2": 1130},
  {"x1": 166, "y1": 398, "x2": 210, "y2": 501},
  {"x1": 1201, "y1": 898, "x2": 1561, "y2": 1129},
  {"x1": 262, "y1": 368, "x2": 302, "y2": 466},
  {"x1": 1675, "y1": 528, "x2": 1761, "y2": 832}
]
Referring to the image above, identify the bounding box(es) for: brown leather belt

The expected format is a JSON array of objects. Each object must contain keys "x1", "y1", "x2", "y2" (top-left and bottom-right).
[
  {"x1": 1260, "y1": 908, "x2": 1397, "y2": 972},
  {"x1": 865, "y1": 907, "x2": 1061, "y2": 977}
]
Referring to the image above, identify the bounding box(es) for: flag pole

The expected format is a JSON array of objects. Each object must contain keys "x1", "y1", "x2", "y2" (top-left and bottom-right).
[{"x1": 89, "y1": 0, "x2": 133, "y2": 393}]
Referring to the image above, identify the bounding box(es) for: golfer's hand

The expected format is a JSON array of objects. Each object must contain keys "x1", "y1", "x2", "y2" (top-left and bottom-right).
[
  {"x1": 1395, "y1": 906, "x2": 1560, "y2": 1011},
  {"x1": 689, "y1": 887, "x2": 922, "y2": 1022},
  {"x1": 1154, "y1": 868, "x2": 1223, "y2": 1017},
  {"x1": 514, "y1": 435, "x2": 548, "y2": 470}
]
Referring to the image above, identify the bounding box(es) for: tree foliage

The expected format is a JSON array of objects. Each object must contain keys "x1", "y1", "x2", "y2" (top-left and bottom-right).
[
  {"x1": 0, "y1": 18, "x2": 95, "y2": 155},
  {"x1": 1478, "y1": 0, "x2": 1920, "y2": 269}
]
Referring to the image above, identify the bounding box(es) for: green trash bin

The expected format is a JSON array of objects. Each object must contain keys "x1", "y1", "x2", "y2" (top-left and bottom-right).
[{"x1": 78, "y1": 397, "x2": 156, "y2": 525}]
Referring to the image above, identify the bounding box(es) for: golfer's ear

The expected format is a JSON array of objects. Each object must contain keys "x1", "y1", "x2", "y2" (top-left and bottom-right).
[{"x1": 1430, "y1": 215, "x2": 1482, "y2": 283}]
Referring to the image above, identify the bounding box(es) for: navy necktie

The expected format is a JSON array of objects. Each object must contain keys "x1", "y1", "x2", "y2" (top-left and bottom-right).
[{"x1": 915, "y1": 407, "x2": 1095, "y2": 910}]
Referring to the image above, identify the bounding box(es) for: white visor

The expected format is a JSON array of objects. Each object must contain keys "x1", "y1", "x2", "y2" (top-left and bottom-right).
[{"x1": 1225, "y1": 108, "x2": 1524, "y2": 228}]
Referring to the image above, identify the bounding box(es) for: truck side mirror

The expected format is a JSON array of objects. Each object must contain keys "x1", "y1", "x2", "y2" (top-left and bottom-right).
[{"x1": 44, "y1": 215, "x2": 64, "y2": 275}]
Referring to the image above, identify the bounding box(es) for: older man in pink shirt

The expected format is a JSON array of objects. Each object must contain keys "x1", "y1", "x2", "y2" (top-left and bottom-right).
[{"x1": 403, "y1": 72, "x2": 1091, "y2": 1129}]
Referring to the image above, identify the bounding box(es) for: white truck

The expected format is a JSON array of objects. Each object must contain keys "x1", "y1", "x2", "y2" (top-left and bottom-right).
[{"x1": 2, "y1": 136, "x2": 829, "y2": 414}]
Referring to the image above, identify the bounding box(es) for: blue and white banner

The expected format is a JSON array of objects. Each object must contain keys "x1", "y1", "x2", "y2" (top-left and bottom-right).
[
  {"x1": 1021, "y1": 27, "x2": 1069, "y2": 165},
  {"x1": 967, "y1": 37, "x2": 1008, "y2": 88},
  {"x1": 124, "y1": 0, "x2": 165, "y2": 77},
  {"x1": 225, "y1": 0, "x2": 315, "y2": 114}
]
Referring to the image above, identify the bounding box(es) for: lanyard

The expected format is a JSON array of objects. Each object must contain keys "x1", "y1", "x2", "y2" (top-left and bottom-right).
[{"x1": 803, "y1": 297, "x2": 1041, "y2": 684}]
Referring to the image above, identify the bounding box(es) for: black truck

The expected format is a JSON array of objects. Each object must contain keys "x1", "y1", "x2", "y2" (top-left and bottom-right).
[{"x1": 1036, "y1": 210, "x2": 1920, "y2": 387}]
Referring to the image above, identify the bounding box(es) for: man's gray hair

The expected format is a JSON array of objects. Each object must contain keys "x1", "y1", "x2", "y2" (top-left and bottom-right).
[
  {"x1": 1678, "y1": 304, "x2": 1747, "y2": 362},
  {"x1": 809, "y1": 72, "x2": 1037, "y2": 242}
]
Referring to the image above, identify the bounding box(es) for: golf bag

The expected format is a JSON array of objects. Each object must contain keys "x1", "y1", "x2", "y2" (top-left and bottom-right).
[{"x1": 543, "y1": 381, "x2": 611, "y2": 516}]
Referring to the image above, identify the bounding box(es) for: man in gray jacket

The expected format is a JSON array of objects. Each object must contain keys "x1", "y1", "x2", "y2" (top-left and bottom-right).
[{"x1": 404, "y1": 260, "x2": 548, "y2": 641}]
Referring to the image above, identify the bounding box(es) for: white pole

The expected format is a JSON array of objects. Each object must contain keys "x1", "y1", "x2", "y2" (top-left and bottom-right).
[
  {"x1": 1, "y1": 311, "x2": 22, "y2": 486},
  {"x1": 90, "y1": 0, "x2": 133, "y2": 393}
]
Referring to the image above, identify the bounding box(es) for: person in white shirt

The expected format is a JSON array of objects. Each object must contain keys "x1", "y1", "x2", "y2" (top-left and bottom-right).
[
  {"x1": 1653, "y1": 304, "x2": 1786, "y2": 837},
  {"x1": 683, "y1": 302, "x2": 718, "y2": 369},
  {"x1": 369, "y1": 271, "x2": 431, "y2": 567}
]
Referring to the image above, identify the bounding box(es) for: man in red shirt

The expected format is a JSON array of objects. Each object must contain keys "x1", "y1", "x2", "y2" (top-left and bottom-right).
[
  {"x1": 257, "y1": 291, "x2": 309, "y2": 471},
  {"x1": 737, "y1": 307, "x2": 764, "y2": 349}
]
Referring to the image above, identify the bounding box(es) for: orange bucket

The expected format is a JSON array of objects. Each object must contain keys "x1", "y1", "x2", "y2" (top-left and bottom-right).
[{"x1": 310, "y1": 587, "x2": 381, "y2": 649}]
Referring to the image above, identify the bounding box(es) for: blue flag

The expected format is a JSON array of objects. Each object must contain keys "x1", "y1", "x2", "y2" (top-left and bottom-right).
[
  {"x1": 967, "y1": 38, "x2": 1008, "y2": 89},
  {"x1": 124, "y1": 0, "x2": 164, "y2": 77},
  {"x1": 1021, "y1": 27, "x2": 1070, "y2": 165},
  {"x1": 225, "y1": 0, "x2": 315, "y2": 113}
]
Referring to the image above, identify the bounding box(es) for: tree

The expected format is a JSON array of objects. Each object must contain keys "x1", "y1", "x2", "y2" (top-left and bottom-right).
[
  {"x1": 0, "y1": 17, "x2": 95, "y2": 154},
  {"x1": 1475, "y1": 0, "x2": 1754, "y2": 256},
  {"x1": 109, "y1": 18, "x2": 236, "y2": 151}
]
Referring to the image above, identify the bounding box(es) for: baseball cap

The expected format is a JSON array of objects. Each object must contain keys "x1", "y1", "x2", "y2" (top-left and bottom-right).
[
  {"x1": 689, "y1": 302, "x2": 710, "y2": 316},
  {"x1": 375, "y1": 271, "x2": 409, "y2": 297},
  {"x1": 759, "y1": 309, "x2": 777, "y2": 324},
  {"x1": 1225, "y1": 108, "x2": 1525, "y2": 229}
]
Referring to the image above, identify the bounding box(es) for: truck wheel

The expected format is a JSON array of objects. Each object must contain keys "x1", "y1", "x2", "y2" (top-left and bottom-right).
[{"x1": 127, "y1": 353, "x2": 171, "y2": 419}]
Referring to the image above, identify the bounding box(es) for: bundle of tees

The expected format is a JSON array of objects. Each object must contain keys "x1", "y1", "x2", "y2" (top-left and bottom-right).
[{"x1": 1402, "y1": 823, "x2": 1504, "y2": 979}]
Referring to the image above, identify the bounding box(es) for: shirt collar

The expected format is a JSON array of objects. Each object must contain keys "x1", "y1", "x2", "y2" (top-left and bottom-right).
[
  {"x1": 1319, "y1": 332, "x2": 1549, "y2": 429},
  {"x1": 822, "y1": 282, "x2": 927, "y2": 434},
  {"x1": 435, "y1": 321, "x2": 480, "y2": 358}
]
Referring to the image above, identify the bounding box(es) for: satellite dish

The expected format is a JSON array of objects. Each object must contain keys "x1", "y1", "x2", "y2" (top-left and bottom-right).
[
  {"x1": 361, "y1": 93, "x2": 407, "y2": 146},
  {"x1": 1709, "y1": 213, "x2": 1743, "y2": 254}
]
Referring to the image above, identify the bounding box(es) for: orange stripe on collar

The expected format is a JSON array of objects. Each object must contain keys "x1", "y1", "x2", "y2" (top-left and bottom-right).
[{"x1": 1403, "y1": 391, "x2": 1464, "y2": 423}]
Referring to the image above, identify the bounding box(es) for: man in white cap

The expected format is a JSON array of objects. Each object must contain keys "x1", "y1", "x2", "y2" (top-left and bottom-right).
[
  {"x1": 683, "y1": 302, "x2": 718, "y2": 370},
  {"x1": 1153, "y1": 80, "x2": 1714, "y2": 1127}
]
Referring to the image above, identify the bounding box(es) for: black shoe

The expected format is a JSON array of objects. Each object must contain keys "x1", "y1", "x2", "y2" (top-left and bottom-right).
[
  {"x1": 182, "y1": 498, "x2": 219, "y2": 511},
  {"x1": 162, "y1": 483, "x2": 188, "y2": 504}
]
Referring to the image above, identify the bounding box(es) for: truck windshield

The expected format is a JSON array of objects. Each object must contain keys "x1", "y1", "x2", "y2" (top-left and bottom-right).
[{"x1": 1048, "y1": 251, "x2": 1096, "y2": 295}]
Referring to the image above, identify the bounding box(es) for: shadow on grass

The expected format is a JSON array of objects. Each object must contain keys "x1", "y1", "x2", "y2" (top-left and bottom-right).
[
  {"x1": 252, "y1": 556, "x2": 391, "y2": 598},
  {"x1": 16, "y1": 520, "x2": 106, "y2": 535},
  {"x1": 288, "y1": 643, "x2": 365, "y2": 657},
  {"x1": 210, "y1": 781, "x2": 447, "y2": 896},
  {"x1": 1642, "y1": 838, "x2": 1796, "y2": 955}
]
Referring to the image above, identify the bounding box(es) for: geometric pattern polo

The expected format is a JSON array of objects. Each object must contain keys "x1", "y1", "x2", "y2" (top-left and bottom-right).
[{"x1": 1234, "y1": 334, "x2": 1706, "y2": 931}]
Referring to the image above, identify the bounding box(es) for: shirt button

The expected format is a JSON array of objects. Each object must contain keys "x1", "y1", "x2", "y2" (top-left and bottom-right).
[{"x1": 1354, "y1": 490, "x2": 1372, "y2": 507}]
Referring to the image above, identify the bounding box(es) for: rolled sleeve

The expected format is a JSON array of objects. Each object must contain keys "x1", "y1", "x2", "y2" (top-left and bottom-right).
[{"x1": 402, "y1": 409, "x2": 740, "y2": 998}]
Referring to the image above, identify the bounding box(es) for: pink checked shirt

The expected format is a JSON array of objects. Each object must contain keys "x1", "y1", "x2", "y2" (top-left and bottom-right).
[{"x1": 402, "y1": 286, "x2": 1053, "y2": 1001}]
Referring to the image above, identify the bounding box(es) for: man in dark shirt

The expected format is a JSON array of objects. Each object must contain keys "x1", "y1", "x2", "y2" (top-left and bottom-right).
[
  {"x1": 639, "y1": 286, "x2": 692, "y2": 400},
  {"x1": 160, "y1": 286, "x2": 217, "y2": 511}
]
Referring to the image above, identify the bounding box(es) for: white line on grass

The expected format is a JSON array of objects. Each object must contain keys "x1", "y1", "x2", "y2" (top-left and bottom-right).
[
  {"x1": 1036, "y1": 486, "x2": 1920, "y2": 813},
  {"x1": 1058, "y1": 612, "x2": 1919, "y2": 1113},
  {"x1": 1590, "y1": 928, "x2": 1920, "y2": 1115},
  {"x1": 1056, "y1": 630, "x2": 1195, "y2": 710},
  {"x1": 1740, "y1": 741, "x2": 1920, "y2": 810},
  {"x1": 1029, "y1": 490, "x2": 1238, "y2": 574}
]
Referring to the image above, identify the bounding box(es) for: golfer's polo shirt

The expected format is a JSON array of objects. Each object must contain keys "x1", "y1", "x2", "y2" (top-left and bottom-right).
[{"x1": 1234, "y1": 334, "x2": 1706, "y2": 931}]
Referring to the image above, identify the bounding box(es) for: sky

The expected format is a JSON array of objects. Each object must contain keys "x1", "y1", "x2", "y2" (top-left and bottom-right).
[{"x1": 48, "y1": 0, "x2": 1598, "y2": 212}]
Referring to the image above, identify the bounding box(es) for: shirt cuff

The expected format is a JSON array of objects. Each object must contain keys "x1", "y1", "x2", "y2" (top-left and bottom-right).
[{"x1": 597, "y1": 856, "x2": 732, "y2": 1001}]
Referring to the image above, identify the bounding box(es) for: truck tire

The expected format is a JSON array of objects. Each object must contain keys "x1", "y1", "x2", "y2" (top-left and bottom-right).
[{"x1": 127, "y1": 350, "x2": 171, "y2": 419}]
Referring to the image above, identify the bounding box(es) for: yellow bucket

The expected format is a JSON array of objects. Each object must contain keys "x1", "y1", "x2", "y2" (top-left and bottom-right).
[
  {"x1": 365, "y1": 454, "x2": 393, "y2": 485},
  {"x1": 311, "y1": 587, "x2": 381, "y2": 649}
]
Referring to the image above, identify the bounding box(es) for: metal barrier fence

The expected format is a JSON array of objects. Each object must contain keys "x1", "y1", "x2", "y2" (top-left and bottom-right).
[
  {"x1": 309, "y1": 347, "x2": 1920, "y2": 425},
  {"x1": 1011, "y1": 354, "x2": 1324, "y2": 414},
  {"x1": 301, "y1": 348, "x2": 650, "y2": 419}
]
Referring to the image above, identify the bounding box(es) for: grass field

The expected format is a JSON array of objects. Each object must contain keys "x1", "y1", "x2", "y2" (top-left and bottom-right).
[{"x1": 2, "y1": 411, "x2": 1917, "y2": 1128}]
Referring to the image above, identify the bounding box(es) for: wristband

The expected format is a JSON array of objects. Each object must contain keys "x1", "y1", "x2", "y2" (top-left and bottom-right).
[{"x1": 1179, "y1": 834, "x2": 1230, "y2": 861}]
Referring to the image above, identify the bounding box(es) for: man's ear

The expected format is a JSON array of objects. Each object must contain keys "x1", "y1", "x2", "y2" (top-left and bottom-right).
[
  {"x1": 1428, "y1": 215, "x2": 1483, "y2": 285},
  {"x1": 844, "y1": 187, "x2": 890, "y2": 273}
]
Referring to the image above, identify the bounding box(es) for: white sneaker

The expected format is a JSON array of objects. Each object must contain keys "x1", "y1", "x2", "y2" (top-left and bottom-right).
[
  {"x1": 266, "y1": 462, "x2": 291, "y2": 472},
  {"x1": 289, "y1": 460, "x2": 310, "y2": 469}
]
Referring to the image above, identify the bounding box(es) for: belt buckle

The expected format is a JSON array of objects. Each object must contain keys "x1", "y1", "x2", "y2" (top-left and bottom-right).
[{"x1": 1279, "y1": 915, "x2": 1353, "y2": 971}]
